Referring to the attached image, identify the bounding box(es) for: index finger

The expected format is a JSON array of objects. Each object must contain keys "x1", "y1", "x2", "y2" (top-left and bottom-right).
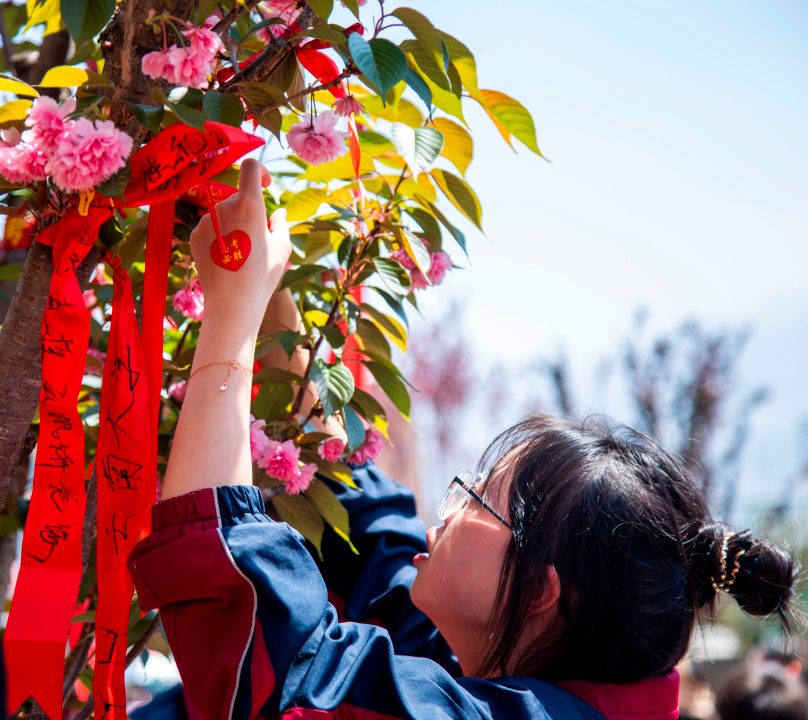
[{"x1": 238, "y1": 158, "x2": 270, "y2": 200}]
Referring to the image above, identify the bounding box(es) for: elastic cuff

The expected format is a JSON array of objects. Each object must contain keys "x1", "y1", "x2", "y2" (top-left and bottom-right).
[{"x1": 151, "y1": 485, "x2": 266, "y2": 530}]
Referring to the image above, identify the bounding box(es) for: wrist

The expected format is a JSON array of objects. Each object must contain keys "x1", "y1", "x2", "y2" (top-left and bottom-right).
[{"x1": 194, "y1": 317, "x2": 258, "y2": 369}]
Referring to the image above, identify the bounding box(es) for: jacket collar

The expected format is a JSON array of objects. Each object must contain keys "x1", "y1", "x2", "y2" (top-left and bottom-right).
[{"x1": 556, "y1": 669, "x2": 680, "y2": 720}]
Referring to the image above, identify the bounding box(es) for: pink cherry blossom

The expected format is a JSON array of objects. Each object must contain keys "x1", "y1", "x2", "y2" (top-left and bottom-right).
[
  {"x1": 169, "y1": 381, "x2": 188, "y2": 403},
  {"x1": 427, "y1": 251, "x2": 452, "y2": 285},
  {"x1": 409, "y1": 268, "x2": 429, "y2": 291},
  {"x1": 182, "y1": 27, "x2": 223, "y2": 57},
  {"x1": 0, "y1": 138, "x2": 48, "y2": 184},
  {"x1": 142, "y1": 49, "x2": 171, "y2": 80},
  {"x1": 85, "y1": 347, "x2": 106, "y2": 377},
  {"x1": 257, "y1": 0, "x2": 300, "y2": 42},
  {"x1": 83, "y1": 289, "x2": 96, "y2": 308},
  {"x1": 249, "y1": 415, "x2": 270, "y2": 463},
  {"x1": 332, "y1": 95, "x2": 364, "y2": 117},
  {"x1": 318, "y1": 437, "x2": 345, "y2": 462},
  {"x1": 0, "y1": 127, "x2": 21, "y2": 148},
  {"x1": 92, "y1": 263, "x2": 109, "y2": 285},
  {"x1": 25, "y1": 96, "x2": 75, "y2": 154},
  {"x1": 347, "y1": 427, "x2": 386, "y2": 465},
  {"x1": 171, "y1": 280, "x2": 204, "y2": 321},
  {"x1": 203, "y1": 11, "x2": 222, "y2": 29},
  {"x1": 285, "y1": 462, "x2": 316, "y2": 495},
  {"x1": 164, "y1": 44, "x2": 213, "y2": 88},
  {"x1": 259, "y1": 439, "x2": 301, "y2": 482},
  {"x1": 341, "y1": 0, "x2": 367, "y2": 6},
  {"x1": 390, "y1": 248, "x2": 416, "y2": 270},
  {"x1": 47, "y1": 118, "x2": 133, "y2": 193},
  {"x1": 286, "y1": 111, "x2": 351, "y2": 166}
]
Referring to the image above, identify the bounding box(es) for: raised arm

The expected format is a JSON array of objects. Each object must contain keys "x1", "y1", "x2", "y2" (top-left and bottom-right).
[{"x1": 161, "y1": 159, "x2": 290, "y2": 500}]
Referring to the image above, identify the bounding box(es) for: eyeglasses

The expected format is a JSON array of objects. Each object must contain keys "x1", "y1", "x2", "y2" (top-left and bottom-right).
[{"x1": 437, "y1": 470, "x2": 512, "y2": 530}]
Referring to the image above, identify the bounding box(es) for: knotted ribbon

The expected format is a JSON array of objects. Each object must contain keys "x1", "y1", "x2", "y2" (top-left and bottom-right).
[{"x1": 4, "y1": 121, "x2": 262, "y2": 720}]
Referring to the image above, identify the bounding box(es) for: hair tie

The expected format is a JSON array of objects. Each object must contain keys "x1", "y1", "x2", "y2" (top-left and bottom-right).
[{"x1": 711, "y1": 532, "x2": 746, "y2": 593}]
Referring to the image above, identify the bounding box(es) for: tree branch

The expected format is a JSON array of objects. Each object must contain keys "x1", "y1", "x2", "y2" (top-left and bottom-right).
[
  {"x1": 248, "y1": 67, "x2": 358, "y2": 115},
  {"x1": 0, "y1": 7, "x2": 18, "y2": 77},
  {"x1": 211, "y1": 0, "x2": 262, "y2": 34}
]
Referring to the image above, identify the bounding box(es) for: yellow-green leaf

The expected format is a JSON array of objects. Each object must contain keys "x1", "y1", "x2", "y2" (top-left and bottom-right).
[
  {"x1": 479, "y1": 89, "x2": 544, "y2": 158},
  {"x1": 361, "y1": 303, "x2": 408, "y2": 353},
  {"x1": 305, "y1": 478, "x2": 357, "y2": 553},
  {"x1": 431, "y1": 117, "x2": 473, "y2": 176},
  {"x1": 349, "y1": 387, "x2": 389, "y2": 439},
  {"x1": 439, "y1": 31, "x2": 483, "y2": 104},
  {"x1": 299, "y1": 152, "x2": 375, "y2": 183},
  {"x1": 272, "y1": 494, "x2": 324, "y2": 557},
  {"x1": 392, "y1": 226, "x2": 431, "y2": 275},
  {"x1": 430, "y1": 168, "x2": 482, "y2": 230},
  {"x1": 391, "y1": 8, "x2": 449, "y2": 91},
  {"x1": 39, "y1": 65, "x2": 111, "y2": 87},
  {"x1": 0, "y1": 99, "x2": 33, "y2": 124},
  {"x1": 299, "y1": 448, "x2": 357, "y2": 487},
  {"x1": 0, "y1": 74, "x2": 38, "y2": 97},
  {"x1": 25, "y1": 0, "x2": 60, "y2": 31},
  {"x1": 401, "y1": 41, "x2": 464, "y2": 124},
  {"x1": 360, "y1": 95, "x2": 423, "y2": 128},
  {"x1": 283, "y1": 187, "x2": 329, "y2": 221}
]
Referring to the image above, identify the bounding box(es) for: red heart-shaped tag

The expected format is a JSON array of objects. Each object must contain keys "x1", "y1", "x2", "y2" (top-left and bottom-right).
[{"x1": 210, "y1": 230, "x2": 251, "y2": 272}]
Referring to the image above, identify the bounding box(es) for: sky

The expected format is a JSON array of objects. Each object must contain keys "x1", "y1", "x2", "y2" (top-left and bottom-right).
[{"x1": 329, "y1": 0, "x2": 808, "y2": 526}]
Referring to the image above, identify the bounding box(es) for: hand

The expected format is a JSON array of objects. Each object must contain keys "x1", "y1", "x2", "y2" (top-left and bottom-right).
[{"x1": 190, "y1": 158, "x2": 291, "y2": 334}]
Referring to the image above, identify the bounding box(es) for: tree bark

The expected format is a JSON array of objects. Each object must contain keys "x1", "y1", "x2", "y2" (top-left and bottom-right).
[{"x1": 0, "y1": 243, "x2": 101, "y2": 503}]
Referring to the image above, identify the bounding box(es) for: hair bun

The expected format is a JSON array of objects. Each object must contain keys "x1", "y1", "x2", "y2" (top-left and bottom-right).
[{"x1": 686, "y1": 523, "x2": 798, "y2": 626}]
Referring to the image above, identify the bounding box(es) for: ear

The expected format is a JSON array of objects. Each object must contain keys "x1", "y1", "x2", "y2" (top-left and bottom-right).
[{"x1": 528, "y1": 566, "x2": 561, "y2": 616}]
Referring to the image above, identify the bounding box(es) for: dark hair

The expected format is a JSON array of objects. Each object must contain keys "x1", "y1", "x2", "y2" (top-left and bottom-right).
[
  {"x1": 475, "y1": 414, "x2": 799, "y2": 682},
  {"x1": 716, "y1": 666, "x2": 808, "y2": 720}
]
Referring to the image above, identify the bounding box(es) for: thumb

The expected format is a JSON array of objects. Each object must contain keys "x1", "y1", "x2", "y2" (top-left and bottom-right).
[
  {"x1": 269, "y1": 207, "x2": 288, "y2": 234},
  {"x1": 238, "y1": 158, "x2": 268, "y2": 200}
]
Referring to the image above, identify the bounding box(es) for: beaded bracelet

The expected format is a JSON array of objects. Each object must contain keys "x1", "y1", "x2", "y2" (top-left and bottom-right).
[{"x1": 188, "y1": 360, "x2": 253, "y2": 391}]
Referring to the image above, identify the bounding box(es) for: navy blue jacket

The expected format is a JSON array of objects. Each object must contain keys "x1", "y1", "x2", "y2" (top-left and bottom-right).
[{"x1": 128, "y1": 465, "x2": 614, "y2": 720}]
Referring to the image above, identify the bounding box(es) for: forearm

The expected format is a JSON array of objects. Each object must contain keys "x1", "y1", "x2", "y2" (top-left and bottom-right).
[{"x1": 162, "y1": 314, "x2": 258, "y2": 500}]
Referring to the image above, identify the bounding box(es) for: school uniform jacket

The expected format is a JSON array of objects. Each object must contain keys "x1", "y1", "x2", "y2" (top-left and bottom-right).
[{"x1": 127, "y1": 464, "x2": 680, "y2": 720}]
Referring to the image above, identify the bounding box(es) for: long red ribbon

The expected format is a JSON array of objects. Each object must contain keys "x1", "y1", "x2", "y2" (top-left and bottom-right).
[
  {"x1": 4, "y1": 204, "x2": 113, "y2": 720},
  {"x1": 4, "y1": 122, "x2": 262, "y2": 720}
]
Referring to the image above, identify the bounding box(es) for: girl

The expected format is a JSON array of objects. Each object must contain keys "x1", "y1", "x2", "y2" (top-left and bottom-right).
[{"x1": 128, "y1": 159, "x2": 798, "y2": 720}]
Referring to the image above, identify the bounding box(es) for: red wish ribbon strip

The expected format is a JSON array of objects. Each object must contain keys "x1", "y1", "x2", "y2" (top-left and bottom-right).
[
  {"x1": 4, "y1": 121, "x2": 262, "y2": 720},
  {"x1": 4, "y1": 203, "x2": 113, "y2": 720}
]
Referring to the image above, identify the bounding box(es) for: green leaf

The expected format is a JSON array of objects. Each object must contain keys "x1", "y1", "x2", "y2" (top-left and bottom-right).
[
  {"x1": 252, "y1": 382, "x2": 294, "y2": 422},
  {"x1": 357, "y1": 131, "x2": 395, "y2": 156},
  {"x1": 362, "y1": 361, "x2": 411, "y2": 421},
  {"x1": 431, "y1": 117, "x2": 473, "y2": 177},
  {"x1": 341, "y1": 0, "x2": 361, "y2": 20},
  {"x1": 393, "y1": 225, "x2": 431, "y2": 275},
  {"x1": 310, "y1": 360, "x2": 355, "y2": 420},
  {"x1": 368, "y1": 287, "x2": 409, "y2": 329},
  {"x1": 372, "y1": 257, "x2": 411, "y2": 297},
  {"x1": 320, "y1": 325, "x2": 346, "y2": 349},
  {"x1": 203, "y1": 90, "x2": 245, "y2": 127},
  {"x1": 39, "y1": 65, "x2": 111, "y2": 87},
  {"x1": 404, "y1": 68, "x2": 432, "y2": 110},
  {"x1": 361, "y1": 303, "x2": 407, "y2": 353},
  {"x1": 430, "y1": 169, "x2": 482, "y2": 231},
  {"x1": 438, "y1": 31, "x2": 483, "y2": 104},
  {"x1": 0, "y1": 264, "x2": 23, "y2": 281},
  {"x1": 168, "y1": 87, "x2": 204, "y2": 107},
  {"x1": 404, "y1": 206, "x2": 441, "y2": 242},
  {"x1": 414, "y1": 194, "x2": 467, "y2": 257},
  {"x1": 61, "y1": 0, "x2": 116, "y2": 47},
  {"x1": 349, "y1": 387, "x2": 389, "y2": 438},
  {"x1": 96, "y1": 163, "x2": 130, "y2": 198},
  {"x1": 115, "y1": 214, "x2": 148, "y2": 271},
  {"x1": 304, "y1": 478, "x2": 357, "y2": 552},
  {"x1": 347, "y1": 35, "x2": 407, "y2": 103},
  {"x1": 304, "y1": 0, "x2": 332, "y2": 21},
  {"x1": 272, "y1": 494, "x2": 324, "y2": 557},
  {"x1": 389, "y1": 123, "x2": 444, "y2": 175},
  {"x1": 280, "y1": 263, "x2": 328, "y2": 290},
  {"x1": 400, "y1": 41, "x2": 464, "y2": 124},
  {"x1": 0, "y1": 74, "x2": 38, "y2": 97},
  {"x1": 126, "y1": 102, "x2": 164, "y2": 135},
  {"x1": 154, "y1": 87, "x2": 209, "y2": 131},
  {"x1": 292, "y1": 24, "x2": 347, "y2": 46},
  {"x1": 398, "y1": 38, "x2": 448, "y2": 94},
  {"x1": 359, "y1": 95, "x2": 423, "y2": 127},
  {"x1": 342, "y1": 405, "x2": 365, "y2": 452},
  {"x1": 299, "y1": 448, "x2": 357, "y2": 487},
  {"x1": 279, "y1": 330, "x2": 308, "y2": 357},
  {"x1": 356, "y1": 318, "x2": 391, "y2": 360},
  {"x1": 391, "y1": 7, "x2": 449, "y2": 90},
  {"x1": 283, "y1": 187, "x2": 329, "y2": 221},
  {"x1": 478, "y1": 89, "x2": 545, "y2": 158}
]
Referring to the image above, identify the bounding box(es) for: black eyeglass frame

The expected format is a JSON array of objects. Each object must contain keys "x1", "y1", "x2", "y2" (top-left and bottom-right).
[{"x1": 440, "y1": 472, "x2": 512, "y2": 530}]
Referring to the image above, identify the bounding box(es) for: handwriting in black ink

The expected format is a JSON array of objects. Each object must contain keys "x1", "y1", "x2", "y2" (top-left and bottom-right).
[
  {"x1": 49, "y1": 482, "x2": 77, "y2": 512},
  {"x1": 96, "y1": 626, "x2": 127, "y2": 665},
  {"x1": 36, "y1": 443, "x2": 73, "y2": 472},
  {"x1": 105, "y1": 512, "x2": 137, "y2": 555},
  {"x1": 48, "y1": 411, "x2": 72, "y2": 441},
  {"x1": 41, "y1": 318, "x2": 73, "y2": 357},
  {"x1": 23, "y1": 524, "x2": 69, "y2": 563},
  {"x1": 42, "y1": 380, "x2": 67, "y2": 404}
]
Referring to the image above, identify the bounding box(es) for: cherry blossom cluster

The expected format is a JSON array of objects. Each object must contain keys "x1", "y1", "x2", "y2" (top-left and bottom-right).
[
  {"x1": 287, "y1": 111, "x2": 351, "y2": 166},
  {"x1": 256, "y1": 0, "x2": 300, "y2": 42},
  {"x1": 391, "y1": 241, "x2": 453, "y2": 292},
  {"x1": 171, "y1": 278, "x2": 204, "y2": 322},
  {"x1": 142, "y1": 21, "x2": 223, "y2": 89},
  {"x1": 0, "y1": 97, "x2": 132, "y2": 191},
  {"x1": 250, "y1": 416, "x2": 318, "y2": 494}
]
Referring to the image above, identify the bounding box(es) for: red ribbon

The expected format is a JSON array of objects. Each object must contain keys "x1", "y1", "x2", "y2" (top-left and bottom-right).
[
  {"x1": 4, "y1": 122, "x2": 262, "y2": 720},
  {"x1": 4, "y1": 204, "x2": 113, "y2": 720}
]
